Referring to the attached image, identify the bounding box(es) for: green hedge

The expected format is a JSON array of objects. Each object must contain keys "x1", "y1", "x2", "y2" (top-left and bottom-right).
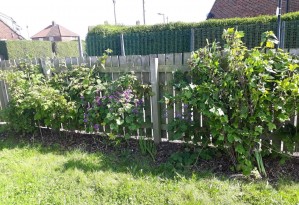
[
  {"x1": 56, "y1": 41, "x2": 86, "y2": 58},
  {"x1": 86, "y1": 11, "x2": 299, "y2": 56},
  {"x1": 0, "y1": 40, "x2": 85, "y2": 60},
  {"x1": 0, "y1": 41, "x2": 8, "y2": 60},
  {"x1": 5, "y1": 41, "x2": 52, "y2": 59}
]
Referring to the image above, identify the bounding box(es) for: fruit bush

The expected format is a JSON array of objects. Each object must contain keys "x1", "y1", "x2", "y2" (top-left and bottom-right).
[
  {"x1": 168, "y1": 28, "x2": 299, "y2": 174},
  {"x1": 0, "y1": 56, "x2": 150, "y2": 138}
]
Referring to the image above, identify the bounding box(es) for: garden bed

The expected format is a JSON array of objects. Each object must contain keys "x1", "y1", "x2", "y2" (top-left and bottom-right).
[{"x1": 2, "y1": 128, "x2": 298, "y2": 183}]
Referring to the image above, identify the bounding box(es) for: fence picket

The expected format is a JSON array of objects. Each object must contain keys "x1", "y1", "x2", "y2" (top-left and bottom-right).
[{"x1": 0, "y1": 53, "x2": 298, "y2": 155}]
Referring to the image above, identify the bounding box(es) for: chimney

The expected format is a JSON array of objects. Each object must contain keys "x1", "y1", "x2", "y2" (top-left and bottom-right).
[{"x1": 52, "y1": 21, "x2": 56, "y2": 26}]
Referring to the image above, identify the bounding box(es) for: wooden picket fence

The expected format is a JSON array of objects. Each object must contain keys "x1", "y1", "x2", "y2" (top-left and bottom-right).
[{"x1": 0, "y1": 53, "x2": 298, "y2": 154}]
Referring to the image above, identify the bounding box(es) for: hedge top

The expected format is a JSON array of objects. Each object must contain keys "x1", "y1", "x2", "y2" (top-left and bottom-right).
[{"x1": 88, "y1": 11, "x2": 299, "y2": 36}]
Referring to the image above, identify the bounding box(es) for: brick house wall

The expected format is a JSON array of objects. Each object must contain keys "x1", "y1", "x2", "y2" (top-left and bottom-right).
[
  {"x1": 0, "y1": 20, "x2": 23, "y2": 40},
  {"x1": 208, "y1": 0, "x2": 299, "y2": 19}
]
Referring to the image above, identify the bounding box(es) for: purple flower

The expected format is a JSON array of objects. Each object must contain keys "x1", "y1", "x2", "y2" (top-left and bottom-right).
[
  {"x1": 95, "y1": 96, "x2": 101, "y2": 105},
  {"x1": 94, "y1": 124, "x2": 100, "y2": 131},
  {"x1": 175, "y1": 114, "x2": 182, "y2": 119},
  {"x1": 123, "y1": 89, "x2": 132, "y2": 102},
  {"x1": 132, "y1": 108, "x2": 139, "y2": 114},
  {"x1": 83, "y1": 113, "x2": 88, "y2": 123}
]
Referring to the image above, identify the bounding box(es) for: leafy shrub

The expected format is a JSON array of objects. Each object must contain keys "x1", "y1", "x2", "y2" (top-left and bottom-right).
[
  {"x1": 81, "y1": 72, "x2": 151, "y2": 139},
  {"x1": 0, "y1": 60, "x2": 76, "y2": 133},
  {"x1": 168, "y1": 28, "x2": 299, "y2": 174},
  {"x1": 0, "y1": 51, "x2": 150, "y2": 140}
]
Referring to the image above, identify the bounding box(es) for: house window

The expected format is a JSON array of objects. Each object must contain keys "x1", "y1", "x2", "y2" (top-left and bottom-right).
[
  {"x1": 39, "y1": 38, "x2": 43, "y2": 41},
  {"x1": 49, "y1": 37, "x2": 54, "y2": 41}
]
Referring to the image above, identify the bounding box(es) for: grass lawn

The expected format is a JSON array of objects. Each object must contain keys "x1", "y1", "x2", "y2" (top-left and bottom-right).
[{"x1": 0, "y1": 136, "x2": 298, "y2": 205}]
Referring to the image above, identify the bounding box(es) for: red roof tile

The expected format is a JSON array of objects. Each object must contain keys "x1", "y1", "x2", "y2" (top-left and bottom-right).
[
  {"x1": 0, "y1": 19, "x2": 23, "y2": 40},
  {"x1": 31, "y1": 22, "x2": 78, "y2": 38},
  {"x1": 208, "y1": 0, "x2": 299, "y2": 19}
]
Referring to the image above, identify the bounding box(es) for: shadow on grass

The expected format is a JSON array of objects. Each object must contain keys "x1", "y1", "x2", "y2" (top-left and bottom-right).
[{"x1": 0, "y1": 132, "x2": 217, "y2": 181}]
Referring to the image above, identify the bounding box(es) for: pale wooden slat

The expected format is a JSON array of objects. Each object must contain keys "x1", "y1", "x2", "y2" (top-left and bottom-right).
[
  {"x1": 135, "y1": 72, "x2": 142, "y2": 82},
  {"x1": 0, "y1": 61, "x2": 5, "y2": 69},
  {"x1": 111, "y1": 56, "x2": 119, "y2": 67},
  {"x1": 174, "y1": 53, "x2": 183, "y2": 66},
  {"x1": 71, "y1": 57, "x2": 78, "y2": 66},
  {"x1": 0, "y1": 81, "x2": 5, "y2": 110},
  {"x1": 150, "y1": 58, "x2": 161, "y2": 143},
  {"x1": 105, "y1": 56, "x2": 112, "y2": 67},
  {"x1": 65, "y1": 57, "x2": 72, "y2": 68},
  {"x1": 133, "y1": 55, "x2": 142, "y2": 66},
  {"x1": 96, "y1": 66, "x2": 149, "y2": 73},
  {"x1": 183, "y1": 52, "x2": 191, "y2": 65},
  {"x1": 159, "y1": 65, "x2": 189, "y2": 72},
  {"x1": 158, "y1": 54, "x2": 165, "y2": 65},
  {"x1": 141, "y1": 55, "x2": 150, "y2": 70},
  {"x1": 165, "y1": 54, "x2": 174, "y2": 65},
  {"x1": 53, "y1": 58, "x2": 60, "y2": 68},
  {"x1": 126, "y1": 55, "x2": 134, "y2": 68},
  {"x1": 86, "y1": 57, "x2": 92, "y2": 67},
  {"x1": 0, "y1": 80, "x2": 9, "y2": 109},
  {"x1": 118, "y1": 56, "x2": 126, "y2": 67}
]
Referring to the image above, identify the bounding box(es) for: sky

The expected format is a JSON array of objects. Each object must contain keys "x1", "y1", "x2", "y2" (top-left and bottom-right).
[{"x1": 1, "y1": 0, "x2": 215, "y2": 39}]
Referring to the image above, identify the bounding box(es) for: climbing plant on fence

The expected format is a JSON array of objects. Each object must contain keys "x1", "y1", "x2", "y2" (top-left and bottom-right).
[
  {"x1": 0, "y1": 54, "x2": 150, "y2": 138},
  {"x1": 166, "y1": 28, "x2": 299, "y2": 175}
]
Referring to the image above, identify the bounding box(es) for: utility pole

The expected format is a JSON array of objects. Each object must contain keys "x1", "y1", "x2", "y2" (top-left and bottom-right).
[
  {"x1": 112, "y1": 0, "x2": 117, "y2": 25},
  {"x1": 143, "y1": 0, "x2": 146, "y2": 24},
  {"x1": 276, "y1": 0, "x2": 282, "y2": 49},
  {"x1": 286, "y1": 0, "x2": 289, "y2": 13}
]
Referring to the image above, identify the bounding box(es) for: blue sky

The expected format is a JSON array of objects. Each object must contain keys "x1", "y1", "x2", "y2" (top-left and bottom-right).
[{"x1": 1, "y1": 0, "x2": 215, "y2": 39}]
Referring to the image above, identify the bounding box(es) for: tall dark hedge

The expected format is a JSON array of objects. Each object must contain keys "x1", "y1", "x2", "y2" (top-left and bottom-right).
[{"x1": 86, "y1": 11, "x2": 299, "y2": 56}]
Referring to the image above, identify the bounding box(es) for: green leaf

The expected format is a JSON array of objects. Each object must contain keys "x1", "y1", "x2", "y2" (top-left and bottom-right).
[
  {"x1": 235, "y1": 144, "x2": 245, "y2": 154},
  {"x1": 227, "y1": 134, "x2": 235, "y2": 143},
  {"x1": 267, "y1": 122, "x2": 276, "y2": 131},
  {"x1": 116, "y1": 118, "x2": 124, "y2": 125},
  {"x1": 255, "y1": 126, "x2": 263, "y2": 134}
]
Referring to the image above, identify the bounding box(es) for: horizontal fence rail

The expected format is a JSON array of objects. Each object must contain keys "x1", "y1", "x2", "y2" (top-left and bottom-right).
[{"x1": 0, "y1": 53, "x2": 298, "y2": 154}]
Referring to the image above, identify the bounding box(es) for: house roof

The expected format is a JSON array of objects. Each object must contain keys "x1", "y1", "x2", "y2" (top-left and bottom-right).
[
  {"x1": 0, "y1": 19, "x2": 24, "y2": 40},
  {"x1": 31, "y1": 22, "x2": 79, "y2": 38},
  {"x1": 208, "y1": 0, "x2": 299, "y2": 19}
]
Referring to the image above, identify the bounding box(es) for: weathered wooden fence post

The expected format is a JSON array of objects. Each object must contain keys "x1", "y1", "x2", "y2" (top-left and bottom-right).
[
  {"x1": 150, "y1": 57, "x2": 161, "y2": 144},
  {"x1": 78, "y1": 36, "x2": 84, "y2": 58}
]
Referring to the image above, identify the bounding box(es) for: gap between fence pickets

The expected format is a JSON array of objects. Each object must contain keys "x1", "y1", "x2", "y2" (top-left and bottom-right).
[{"x1": 1, "y1": 55, "x2": 299, "y2": 152}]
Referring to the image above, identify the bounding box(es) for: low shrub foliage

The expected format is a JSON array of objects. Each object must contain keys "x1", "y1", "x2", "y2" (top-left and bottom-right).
[
  {"x1": 167, "y1": 28, "x2": 299, "y2": 174},
  {"x1": 0, "y1": 53, "x2": 150, "y2": 140},
  {"x1": 1, "y1": 29, "x2": 299, "y2": 175}
]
